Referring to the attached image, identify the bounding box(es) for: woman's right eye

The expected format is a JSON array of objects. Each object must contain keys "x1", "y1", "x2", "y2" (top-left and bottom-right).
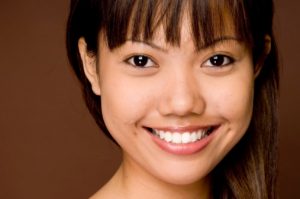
[{"x1": 125, "y1": 55, "x2": 157, "y2": 68}]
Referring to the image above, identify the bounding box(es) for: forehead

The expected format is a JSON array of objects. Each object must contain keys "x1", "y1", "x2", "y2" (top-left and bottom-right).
[
  {"x1": 102, "y1": 0, "x2": 251, "y2": 50},
  {"x1": 126, "y1": 17, "x2": 237, "y2": 51}
]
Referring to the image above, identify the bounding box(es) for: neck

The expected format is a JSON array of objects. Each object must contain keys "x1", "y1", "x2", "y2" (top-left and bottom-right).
[{"x1": 103, "y1": 154, "x2": 212, "y2": 199}]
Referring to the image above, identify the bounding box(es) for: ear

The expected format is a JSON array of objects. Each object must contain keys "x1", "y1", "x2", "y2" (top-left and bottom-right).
[
  {"x1": 78, "y1": 38, "x2": 101, "y2": 95},
  {"x1": 254, "y1": 35, "x2": 272, "y2": 78}
]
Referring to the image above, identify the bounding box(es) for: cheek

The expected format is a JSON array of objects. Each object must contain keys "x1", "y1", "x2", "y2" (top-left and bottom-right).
[
  {"x1": 207, "y1": 76, "x2": 254, "y2": 128},
  {"x1": 100, "y1": 74, "x2": 153, "y2": 129},
  {"x1": 202, "y1": 74, "x2": 254, "y2": 160},
  {"x1": 222, "y1": 87, "x2": 253, "y2": 127},
  {"x1": 98, "y1": 52, "x2": 156, "y2": 128}
]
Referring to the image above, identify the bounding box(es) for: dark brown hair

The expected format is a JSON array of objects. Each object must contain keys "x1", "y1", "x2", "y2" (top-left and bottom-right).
[{"x1": 66, "y1": 0, "x2": 279, "y2": 198}]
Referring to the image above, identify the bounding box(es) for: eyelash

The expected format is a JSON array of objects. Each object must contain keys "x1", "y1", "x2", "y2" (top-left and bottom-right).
[
  {"x1": 125, "y1": 54, "x2": 235, "y2": 69},
  {"x1": 125, "y1": 55, "x2": 157, "y2": 68},
  {"x1": 202, "y1": 54, "x2": 235, "y2": 68}
]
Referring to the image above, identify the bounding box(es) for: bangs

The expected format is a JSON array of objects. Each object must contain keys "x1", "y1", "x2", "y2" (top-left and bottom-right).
[{"x1": 101, "y1": 0, "x2": 252, "y2": 50}]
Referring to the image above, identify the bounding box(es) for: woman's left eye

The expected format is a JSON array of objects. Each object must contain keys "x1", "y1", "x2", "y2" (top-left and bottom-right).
[
  {"x1": 203, "y1": 54, "x2": 234, "y2": 67},
  {"x1": 125, "y1": 55, "x2": 156, "y2": 68}
]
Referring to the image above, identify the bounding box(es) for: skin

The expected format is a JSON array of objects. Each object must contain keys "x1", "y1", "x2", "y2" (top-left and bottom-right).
[{"x1": 78, "y1": 16, "x2": 259, "y2": 199}]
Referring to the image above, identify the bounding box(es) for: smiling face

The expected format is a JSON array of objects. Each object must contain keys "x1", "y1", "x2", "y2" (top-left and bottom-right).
[{"x1": 79, "y1": 16, "x2": 255, "y2": 190}]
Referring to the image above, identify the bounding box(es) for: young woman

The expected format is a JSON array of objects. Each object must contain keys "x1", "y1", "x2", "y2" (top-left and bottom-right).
[{"x1": 66, "y1": 0, "x2": 279, "y2": 198}]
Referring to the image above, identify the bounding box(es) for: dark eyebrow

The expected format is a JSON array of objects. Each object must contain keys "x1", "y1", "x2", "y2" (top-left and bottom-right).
[
  {"x1": 126, "y1": 36, "x2": 241, "y2": 52},
  {"x1": 126, "y1": 38, "x2": 168, "y2": 52},
  {"x1": 198, "y1": 36, "x2": 241, "y2": 51}
]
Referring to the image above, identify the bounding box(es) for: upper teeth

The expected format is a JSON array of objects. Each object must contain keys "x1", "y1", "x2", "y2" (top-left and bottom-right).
[{"x1": 153, "y1": 129, "x2": 209, "y2": 144}]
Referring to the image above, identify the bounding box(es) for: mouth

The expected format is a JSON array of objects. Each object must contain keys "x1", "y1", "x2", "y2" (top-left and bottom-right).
[{"x1": 145, "y1": 126, "x2": 216, "y2": 145}]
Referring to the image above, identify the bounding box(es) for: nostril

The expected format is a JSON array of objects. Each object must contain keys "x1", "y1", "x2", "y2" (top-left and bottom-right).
[
  {"x1": 158, "y1": 92, "x2": 206, "y2": 116},
  {"x1": 157, "y1": 73, "x2": 206, "y2": 116}
]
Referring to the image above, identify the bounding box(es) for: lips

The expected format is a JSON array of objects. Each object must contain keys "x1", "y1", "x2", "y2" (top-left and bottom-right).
[{"x1": 144, "y1": 126, "x2": 217, "y2": 155}]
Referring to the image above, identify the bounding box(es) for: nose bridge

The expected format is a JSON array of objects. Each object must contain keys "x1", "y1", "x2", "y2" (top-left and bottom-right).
[{"x1": 158, "y1": 67, "x2": 205, "y2": 116}]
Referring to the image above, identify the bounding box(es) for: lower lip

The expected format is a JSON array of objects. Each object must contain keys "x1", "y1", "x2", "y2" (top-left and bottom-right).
[{"x1": 149, "y1": 130, "x2": 215, "y2": 155}]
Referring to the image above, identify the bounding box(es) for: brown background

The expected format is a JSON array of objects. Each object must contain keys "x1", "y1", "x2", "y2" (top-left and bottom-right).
[{"x1": 0, "y1": 0, "x2": 299, "y2": 198}]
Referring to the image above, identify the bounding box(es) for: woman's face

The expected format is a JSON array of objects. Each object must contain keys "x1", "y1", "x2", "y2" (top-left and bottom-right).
[{"x1": 80, "y1": 20, "x2": 255, "y2": 186}]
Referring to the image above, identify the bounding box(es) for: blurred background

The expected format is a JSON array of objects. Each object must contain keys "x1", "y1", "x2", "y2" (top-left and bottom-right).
[{"x1": 0, "y1": 0, "x2": 299, "y2": 198}]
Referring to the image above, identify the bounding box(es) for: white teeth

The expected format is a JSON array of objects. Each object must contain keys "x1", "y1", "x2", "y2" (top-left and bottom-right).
[
  {"x1": 181, "y1": 132, "x2": 190, "y2": 144},
  {"x1": 197, "y1": 131, "x2": 201, "y2": 139},
  {"x1": 191, "y1": 132, "x2": 197, "y2": 142},
  {"x1": 172, "y1": 133, "x2": 182, "y2": 144},
  {"x1": 153, "y1": 129, "x2": 210, "y2": 144},
  {"x1": 164, "y1": 132, "x2": 172, "y2": 142},
  {"x1": 159, "y1": 131, "x2": 165, "y2": 139}
]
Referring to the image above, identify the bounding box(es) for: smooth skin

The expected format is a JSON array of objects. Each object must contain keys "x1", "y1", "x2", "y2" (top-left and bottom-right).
[{"x1": 78, "y1": 17, "x2": 269, "y2": 199}]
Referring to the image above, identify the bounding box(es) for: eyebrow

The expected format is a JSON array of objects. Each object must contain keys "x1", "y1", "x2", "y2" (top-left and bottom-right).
[
  {"x1": 126, "y1": 38, "x2": 168, "y2": 52},
  {"x1": 126, "y1": 36, "x2": 241, "y2": 52},
  {"x1": 199, "y1": 36, "x2": 241, "y2": 50}
]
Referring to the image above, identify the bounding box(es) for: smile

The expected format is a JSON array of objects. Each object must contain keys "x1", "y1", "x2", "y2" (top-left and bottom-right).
[{"x1": 148, "y1": 127, "x2": 215, "y2": 144}]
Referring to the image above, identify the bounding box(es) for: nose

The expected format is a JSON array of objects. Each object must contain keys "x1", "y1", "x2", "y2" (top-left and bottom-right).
[{"x1": 158, "y1": 69, "x2": 206, "y2": 117}]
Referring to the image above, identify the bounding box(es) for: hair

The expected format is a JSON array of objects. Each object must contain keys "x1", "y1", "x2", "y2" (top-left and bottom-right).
[{"x1": 66, "y1": 0, "x2": 279, "y2": 198}]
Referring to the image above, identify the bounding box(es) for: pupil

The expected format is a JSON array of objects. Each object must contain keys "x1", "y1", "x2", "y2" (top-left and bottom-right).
[
  {"x1": 134, "y1": 56, "x2": 148, "y2": 66},
  {"x1": 211, "y1": 55, "x2": 224, "y2": 66}
]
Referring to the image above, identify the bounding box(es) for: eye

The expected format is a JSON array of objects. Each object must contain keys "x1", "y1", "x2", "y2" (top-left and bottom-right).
[
  {"x1": 203, "y1": 54, "x2": 234, "y2": 67},
  {"x1": 126, "y1": 55, "x2": 156, "y2": 68}
]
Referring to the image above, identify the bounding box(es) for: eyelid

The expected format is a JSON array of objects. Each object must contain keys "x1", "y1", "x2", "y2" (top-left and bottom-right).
[
  {"x1": 125, "y1": 54, "x2": 158, "y2": 68},
  {"x1": 202, "y1": 54, "x2": 235, "y2": 68}
]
